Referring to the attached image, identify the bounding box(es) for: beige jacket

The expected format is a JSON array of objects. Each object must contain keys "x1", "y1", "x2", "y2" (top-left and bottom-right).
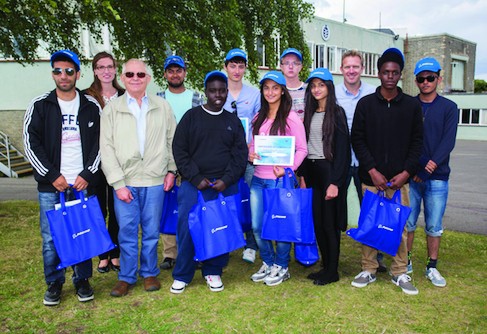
[{"x1": 100, "y1": 92, "x2": 177, "y2": 189}]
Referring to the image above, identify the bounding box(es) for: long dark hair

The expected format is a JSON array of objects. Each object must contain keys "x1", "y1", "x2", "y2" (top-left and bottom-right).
[
  {"x1": 85, "y1": 52, "x2": 124, "y2": 108},
  {"x1": 303, "y1": 79, "x2": 346, "y2": 160},
  {"x1": 252, "y1": 81, "x2": 293, "y2": 136}
]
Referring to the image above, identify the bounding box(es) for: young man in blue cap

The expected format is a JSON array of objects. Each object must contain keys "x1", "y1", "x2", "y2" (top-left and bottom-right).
[
  {"x1": 157, "y1": 55, "x2": 204, "y2": 271},
  {"x1": 406, "y1": 57, "x2": 458, "y2": 287},
  {"x1": 223, "y1": 48, "x2": 261, "y2": 263},
  {"x1": 23, "y1": 49, "x2": 102, "y2": 305},
  {"x1": 280, "y1": 48, "x2": 306, "y2": 120},
  {"x1": 170, "y1": 71, "x2": 248, "y2": 294},
  {"x1": 351, "y1": 47, "x2": 423, "y2": 295}
]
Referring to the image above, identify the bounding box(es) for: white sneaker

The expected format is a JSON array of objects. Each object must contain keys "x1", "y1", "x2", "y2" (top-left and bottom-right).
[
  {"x1": 170, "y1": 280, "x2": 187, "y2": 294},
  {"x1": 205, "y1": 275, "x2": 224, "y2": 292},
  {"x1": 351, "y1": 271, "x2": 377, "y2": 288},
  {"x1": 263, "y1": 264, "x2": 290, "y2": 286},
  {"x1": 251, "y1": 262, "x2": 271, "y2": 282},
  {"x1": 425, "y1": 268, "x2": 447, "y2": 287},
  {"x1": 242, "y1": 248, "x2": 256, "y2": 263},
  {"x1": 392, "y1": 274, "x2": 419, "y2": 295}
]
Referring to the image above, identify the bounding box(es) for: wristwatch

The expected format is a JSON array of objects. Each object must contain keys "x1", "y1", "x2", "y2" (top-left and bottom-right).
[{"x1": 168, "y1": 170, "x2": 178, "y2": 176}]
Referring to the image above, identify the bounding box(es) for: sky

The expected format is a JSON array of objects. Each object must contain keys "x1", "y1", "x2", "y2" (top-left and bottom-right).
[{"x1": 309, "y1": 0, "x2": 487, "y2": 80}]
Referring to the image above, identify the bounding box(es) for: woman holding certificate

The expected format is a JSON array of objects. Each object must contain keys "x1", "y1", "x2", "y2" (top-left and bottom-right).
[
  {"x1": 301, "y1": 68, "x2": 350, "y2": 286},
  {"x1": 248, "y1": 71, "x2": 307, "y2": 287}
]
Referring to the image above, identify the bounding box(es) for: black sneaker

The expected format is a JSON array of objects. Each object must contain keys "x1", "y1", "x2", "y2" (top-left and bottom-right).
[
  {"x1": 43, "y1": 282, "x2": 63, "y2": 306},
  {"x1": 159, "y1": 257, "x2": 176, "y2": 270},
  {"x1": 75, "y1": 279, "x2": 94, "y2": 302}
]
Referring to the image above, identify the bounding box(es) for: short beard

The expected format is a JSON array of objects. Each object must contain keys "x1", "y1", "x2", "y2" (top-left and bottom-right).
[{"x1": 168, "y1": 81, "x2": 184, "y2": 89}]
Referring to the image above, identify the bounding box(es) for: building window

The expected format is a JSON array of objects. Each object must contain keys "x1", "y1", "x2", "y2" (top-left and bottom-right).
[
  {"x1": 256, "y1": 36, "x2": 281, "y2": 69},
  {"x1": 451, "y1": 61, "x2": 466, "y2": 91},
  {"x1": 460, "y1": 108, "x2": 487, "y2": 125},
  {"x1": 315, "y1": 44, "x2": 326, "y2": 69}
]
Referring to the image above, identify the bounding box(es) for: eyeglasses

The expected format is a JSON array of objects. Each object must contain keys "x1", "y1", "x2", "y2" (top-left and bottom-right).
[
  {"x1": 52, "y1": 68, "x2": 76, "y2": 76},
  {"x1": 124, "y1": 72, "x2": 147, "y2": 78},
  {"x1": 416, "y1": 75, "x2": 437, "y2": 83},
  {"x1": 96, "y1": 65, "x2": 115, "y2": 71},
  {"x1": 281, "y1": 61, "x2": 302, "y2": 67}
]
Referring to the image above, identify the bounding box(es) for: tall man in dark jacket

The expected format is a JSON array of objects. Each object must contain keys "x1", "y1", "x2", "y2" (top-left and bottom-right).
[
  {"x1": 351, "y1": 48, "x2": 423, "y2": 295},
  {"x1": 23, "y1": 50, "x2": 101, "y2": 306}
]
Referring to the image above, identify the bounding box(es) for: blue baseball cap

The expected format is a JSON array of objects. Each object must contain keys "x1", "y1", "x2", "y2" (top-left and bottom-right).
[
  {"x1": 377, "y1": 47, "x2": 404, "y2": 71},
  {"x1": 280, "y1": 48, "x2": 303, "y2": 62},
  {"x1": 306, "y1": 67, "x2": 334, "y2": 83},
  {"x1": 50, "y1": 50, "x2": 81, "y2": 71},
  {"x1": 414, "y1": 57, "x2": 441, "y2": 75},
  {"x1": 225, "y1": 48, "x2": 247, "y2": 62},
  {"x1": 164, "y1": 55, "x2": 186, "y2": 70},
  {"x1": 204, "y1": 70, "x2": 228, "y2": 88},
  {"x1": 259, "y1": 71, "x2": 286, "y2": 86}
]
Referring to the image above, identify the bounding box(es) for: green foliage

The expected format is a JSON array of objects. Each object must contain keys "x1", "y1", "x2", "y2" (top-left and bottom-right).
[
  {"x1": 0, "y1": 0, "x2": 314, "y2": 87},
  {"x1": 474, "y1": 79, "x2": 487, "y2": 93},
  {"x1": 1, "y1": 200, "x2": 486, "y2": 333}
]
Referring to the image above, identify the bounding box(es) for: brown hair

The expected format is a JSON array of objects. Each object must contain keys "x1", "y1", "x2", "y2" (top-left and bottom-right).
[
  {"x1": 85, "y1": 52, "x2": 124, "y2": 108},
  {"x1": 341, "y1": 50, "x2": 364, "y2": 67}
]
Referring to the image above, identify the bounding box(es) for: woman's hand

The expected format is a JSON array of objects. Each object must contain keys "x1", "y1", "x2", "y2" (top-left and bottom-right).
[{"x1": 273, "y1": 166, "x2": 285, "y2": 178}]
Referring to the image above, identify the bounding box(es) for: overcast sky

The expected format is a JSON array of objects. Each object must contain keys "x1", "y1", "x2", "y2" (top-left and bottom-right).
[{"x1": 309, "y1": 0, "x2": 487, "y2": 80}]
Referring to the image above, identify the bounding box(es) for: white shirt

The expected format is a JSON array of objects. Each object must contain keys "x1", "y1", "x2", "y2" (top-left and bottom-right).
[{"x1": 126, "y1": 92, "x2": 149, "y2": 157}]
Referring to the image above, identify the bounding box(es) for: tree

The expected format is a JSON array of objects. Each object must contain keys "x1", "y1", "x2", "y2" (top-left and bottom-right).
[
  {"x1": 474, "y1": 79, "x2": 487, "y2": 93},
  {"x1": 0, "y1": 0, "x2": 314, "y2": 87}
]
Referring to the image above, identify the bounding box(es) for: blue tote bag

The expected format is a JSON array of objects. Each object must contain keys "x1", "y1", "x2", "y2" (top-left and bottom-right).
[
  {"x1": 347, "y1": 190, "x2": 411, "y2": 256},
  {"x1": 46, "y1": 189, "x2": 116, "y2": 269},
  {"x1": 188, "y1": 192, "x2": 246, "y2": 262},
  {"x1": 261, "y1": 168, "x2": 315, "y2": 243},
  {"x1": 236, "y1": 178, "x2": 252, "y2": 233},
  {"x1": 159, "y1": 185, "x2": 178, "y2": 235},
  {"x1": 295, "y1": 242, "x2": 319, "y2": 266}
]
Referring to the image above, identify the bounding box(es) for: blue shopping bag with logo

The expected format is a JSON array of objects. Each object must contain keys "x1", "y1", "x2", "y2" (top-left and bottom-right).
[
  {"x1": 46, "y1": 189, "x2": 116, "y2": 269},
  {"x1": 295, "y1": 242, "x2": 319, "y2": 266},
  {"x1": 347, "y1": 190, "x2": 411, "y2": 256},
  {"x1": 236, "y1": 178, "x2": 252, "y2": 233},
  {"x1": 188, "y1": 192, "x2": 246, "y2": 261},
  {"x1": 159, "y1": 185, "x2": 178, "y2": 235},
  {"x1": 261, "y1": 168, "x2": 315, "y2": 243}
]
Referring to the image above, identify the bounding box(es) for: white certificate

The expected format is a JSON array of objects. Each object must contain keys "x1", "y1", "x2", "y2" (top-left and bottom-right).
[{"x1": 253, "y1": 135, "x2": 295, "y2": 166}]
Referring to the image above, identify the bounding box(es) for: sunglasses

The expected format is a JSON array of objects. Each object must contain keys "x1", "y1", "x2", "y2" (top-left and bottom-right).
[
  {"x1": 52, "y1": 68, "x2": 76, "y2": 76},
  {"x1": 416, "y1": 75, "x2": 437, "y2": 83},
  {"x1": 124, "y1": 72, "x2": 147, "y2": 78}
]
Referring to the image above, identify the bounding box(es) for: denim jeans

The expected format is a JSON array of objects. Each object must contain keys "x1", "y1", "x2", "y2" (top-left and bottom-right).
[
  {"x1": 39, "y1": 191, "x2": 93, "y2": 285},
  {"x1": 113, "y1": 185, "x2": 164, "y2": 284},
  {"x1": 172, "y1": 181, "x2": 238, "y2": 284},
  {"x1": 250, "y1": 176, "x2": 291, "y2": 268},
  {"x1": 407, "y1": 179, "x2": 449, "y2": 237}
]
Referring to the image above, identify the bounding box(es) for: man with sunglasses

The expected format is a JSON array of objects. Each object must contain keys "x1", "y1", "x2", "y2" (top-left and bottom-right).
[
  {"x1": 223, "y1": 48, "x2": 260, "y2": 263},
  {"x1": 23, "y1": 49, "x2": 102, "y2": 306},
  {"x1": 100, "y1": 59, "x2": 177, "y2": 297},
  {"x1": 406, "y1": 57, "x2": 459, "y2": 288},
  {"x1": 156, "y1": 55, "x2": 204, "y2": 271}
]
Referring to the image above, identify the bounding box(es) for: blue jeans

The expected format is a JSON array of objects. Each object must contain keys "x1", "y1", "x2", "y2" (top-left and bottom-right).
[
  {"x1": 407, "y1": 179, "x2": 448, "y2": 237},
  {"x1": 250, "y1": 176, "x2": 291, "y2": 268},
  {"x1": 39, "y1": 191, "x2": 92, "y2": 285},
  {"x1": 113, "y1": 185, "x2": 164, "y2": 284},
  {"x1": 172, "y1": 181, "x2": 238, "y2": 284}
]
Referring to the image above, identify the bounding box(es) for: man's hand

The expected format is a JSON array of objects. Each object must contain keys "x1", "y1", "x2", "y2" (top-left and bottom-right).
[
  {"x1": 197, "y1": 178, "x2": 212, "y2": 190},
  {"x1": 164, "y1": 173, "x2": 176, "y2": 191},
  {"x1": 368, "y1": 168, "x2": 388, "y2": 191},
  {"x1": 425, "y1": 160, "x2": 437, "y2": 174},
  {"x1": 413, "y1": 175, "x2": 423, "y2": 183},
  {"x1": 116, "y1": 187, "x2": 134, "y2": 204},
  {"x1": 325, "y1": 184, "x2": 338, "y2": 200},
  {"x1": 73, "y1": 175, "x2": 88, "y2": 191},
  {"x1": 211, "y1": 179, "x2": 226, "y2": 192},
  {"x1": 389, "y1": 171, "x2": 410, "y2": 190},
  {"x1": 52, "y1": 175, "x2": 69, "y2": 192}
]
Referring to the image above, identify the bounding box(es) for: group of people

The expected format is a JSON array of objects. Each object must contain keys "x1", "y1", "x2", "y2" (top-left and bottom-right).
[{"x1": 23, "y1": 44, "x2": 457, "y2": 306}]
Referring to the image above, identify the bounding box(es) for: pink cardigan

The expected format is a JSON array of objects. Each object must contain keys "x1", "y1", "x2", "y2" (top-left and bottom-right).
[{"x1": 249, "y1": 111, "x2": 308, "y2": 180}]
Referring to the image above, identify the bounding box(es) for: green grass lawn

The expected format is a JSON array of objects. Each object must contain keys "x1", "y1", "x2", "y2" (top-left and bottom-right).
[{"x1": 0, "y1": 200, "x2": 485, "y2": 333}]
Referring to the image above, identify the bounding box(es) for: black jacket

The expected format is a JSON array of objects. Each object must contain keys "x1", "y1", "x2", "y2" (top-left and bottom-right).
[
  {"x1": 23, "y1": 89, "x2": 102, "y2": 192},
  {"x1": 351, "y1": 87, "x2": 423, "y2": 186}
]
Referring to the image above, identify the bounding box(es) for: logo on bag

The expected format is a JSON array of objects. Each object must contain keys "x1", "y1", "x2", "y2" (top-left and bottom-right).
[
  {"x1": 241, "y1": 199, "x2": 249, "y2": 203},
  {"x1": 211, "y1": 225, "x2": 228, "y2": 233},
  {"x1": 271, "y1": 214, "x2": 287, "y2": 219},
  {"x1": 72, "y1": 229, "x2": 91, "y2": 239},
  {"x1": 377, "y1": 224, "x2": 393, "y2": 232},
  {"x1": 173, "y1": 210, "x2": 178, "y2": 214}
]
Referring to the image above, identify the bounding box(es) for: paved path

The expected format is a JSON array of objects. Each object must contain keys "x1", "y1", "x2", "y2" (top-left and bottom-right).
[{"x1": 0, "y1": 140, "x2": 486, "y2": 235}]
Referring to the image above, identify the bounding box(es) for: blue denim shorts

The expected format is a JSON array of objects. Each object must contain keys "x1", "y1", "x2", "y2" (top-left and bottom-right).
[{"x1": 407, "y1": 179, "x2": 449, "y2": 237}]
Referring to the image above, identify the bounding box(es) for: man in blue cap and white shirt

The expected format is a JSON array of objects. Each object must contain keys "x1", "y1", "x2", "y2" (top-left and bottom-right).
[
  {"x1": 23, "y1": 49, "x2": 102, "y2": 305},
  {"x1": 406, "y1": 57, "x2": 458, "y2": 288},
  {"x1": 280, "y1": 48, "x2": 306, "y2": 120},
  {"x1": 223, "y1": 48, "x2": 260, "y2": 263},
  {"x1": 351, "y1": 47, "x2": 423, "y2": 295},
  {"x1": 157, "y1": 55, "x2": 204, "y2": 271}
]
